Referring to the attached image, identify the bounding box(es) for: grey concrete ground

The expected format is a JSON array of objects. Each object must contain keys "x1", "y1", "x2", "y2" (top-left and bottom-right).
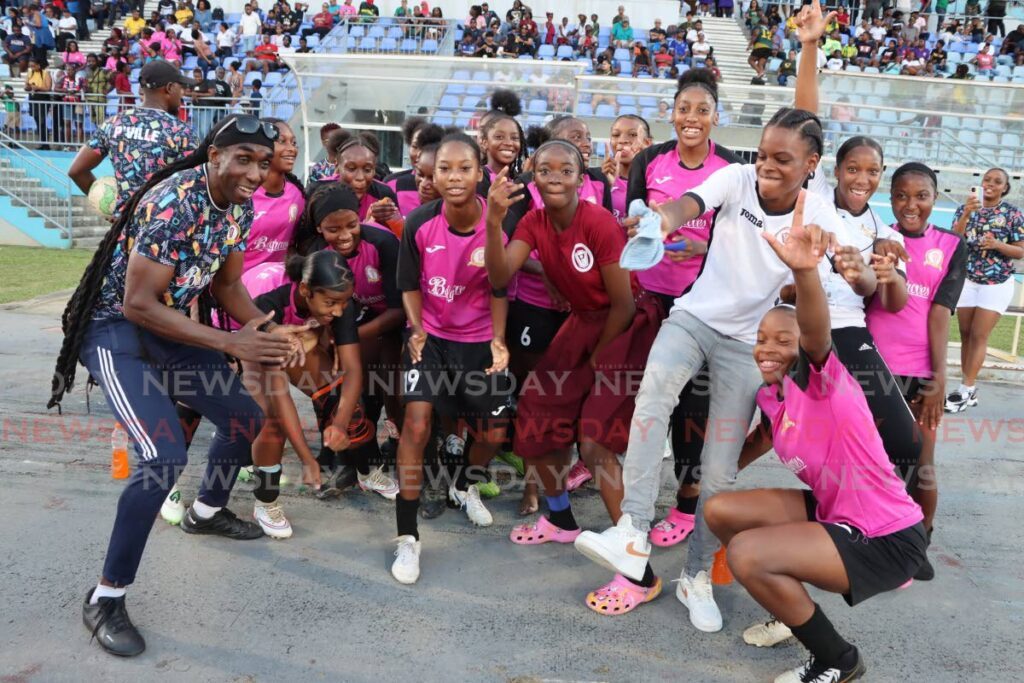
[{"x1": 1, "y1": 302, "x2": 1022, "y2": 683}]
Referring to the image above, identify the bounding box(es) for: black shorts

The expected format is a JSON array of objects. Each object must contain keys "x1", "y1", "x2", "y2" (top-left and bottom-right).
[
  {"x1": 508, "y1": 299, "x2": 569, "y2": 353},
  {"x1": 402, "y1": 333, "x2": 514, "y2": 419},
  {"x1": 751, "y1": 47, "x2": 773, "y2": 60},
  {"x1": 893, "y1": 374, "x2": 926, "y2": 403},
  {"x1": 803, "y1": 490, "x2": 928, "y2": 606}
]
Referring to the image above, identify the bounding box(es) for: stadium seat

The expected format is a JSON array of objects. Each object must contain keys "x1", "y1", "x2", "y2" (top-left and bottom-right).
[
  {"x1": 454, "y1": 114, "x2": 472, "y2": 128},
  {"x1": 387, "y1": 26, "x2": 403, "y2": 39},
  {"x1": 947, "y1": 52, "x2": 962, "y2": 64},
  {"x1": 264, "y1": 72, "x2": 283, "y2": 87},
  {"x1": 433, "y1": 112, "x2": 454, "y2": 126},
  {"x1": 958, "y1": 130, "x2": 977, "y2": 145},
  {"x1": 618, "y1": 106, "x2": 638, "y2": 116},
  {"x1": 400, "y1": 38, "x2": 417, "y2": 52},
  {"x1": 942, "y1": 116, "x2": 960, "y2": 128},
  {"x1": 446, "y1": 83, "x2": 466, "y2": 96},
  {"x1": 359, "y1": 36, "x2": 377, "y2": 50},
  {"x1": 183, "y1": 55, "x2": 198, "y2": 70},
  {"x1": 576, "y1": 102, "x2": 593, "y2": 116},
  {"x1": 979, "y1": 131, "x2": 999, "y2": 146},
  {"x1": 350, "y1": 26, "x2": 365, "y2": 37},
  {"x1": 422, "y1": 39, "x2": 439, "y2": 53},
  {"x1": 472, "y1": 71, "x2": 490, "y2": 81},
  {"x1": 538, "y1": 44, "x2": 555, "y2": 59},
  {"x1": 368, "y1": 26, "x2": 385, "y2": 39},
  {"x1": 965, "y1": 43, "x2": 980, "y2": 54},
  {"x1": 556, "y1": 45, "x2": 574, "y2": 58},
  {"x1": 950, "y1": 42, "x2": 966, "y2": 53},
  {"x1": 638, "y1": 96, "x2": 657, "y2": 108},
  {"x1": 962, "y1": 116, "x2": 982, "y2": 131},
  {"x1": 452, "y1": 70, "x2": 471, "y2": 81},
  {"x1": 440, "y1": 94, "x2": 461, "y2": 109},
  {"x1": 466, "y1": 84, "x2": 486, "y2": 95},
  {"x1": 528, "y1": 98, "x2": 546, "y2": 113},
  {"x1": 1002, "y1": 133, "x2": 1021, "y2": 148},
  {"x1": 380, "y1": 38, "x2": 397, "y2": 51},
  {"x1": 244, "y1": 71, "x2": 261, "y2": 85},
  {"x1": 595, "y1": 103, "x2": 617, "y2": 117},
  {"x1": 276, "y1": 103, "x2": 295, "y2": 120},
  {"x1": 345, "y1": 36, "x2": 357, "y2": 49},
  {"x1": 613, "y1": 48, "x2": 631, "y2": 62},
  {"x1": 307, "y1": 35, "x2": 320, "y2": 47},
  {"x1": 1013, "y1": 65, "x2": 1024, "y2": 78}
]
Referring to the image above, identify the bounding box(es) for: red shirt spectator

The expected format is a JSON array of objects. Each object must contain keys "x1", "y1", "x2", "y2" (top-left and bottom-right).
[{"x1": 254, "y1": 38, "x2": 279, "y2": 61}]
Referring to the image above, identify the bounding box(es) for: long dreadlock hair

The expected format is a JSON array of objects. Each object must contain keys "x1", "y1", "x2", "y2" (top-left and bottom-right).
[{"x1": 48, "y1": 116, "x2": 239, "y2": 411}]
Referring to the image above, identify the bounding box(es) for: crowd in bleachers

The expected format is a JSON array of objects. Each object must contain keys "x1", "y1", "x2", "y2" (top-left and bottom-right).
[{"x1": 741, "y1": 0, "x2": 1024, "y2": 82}]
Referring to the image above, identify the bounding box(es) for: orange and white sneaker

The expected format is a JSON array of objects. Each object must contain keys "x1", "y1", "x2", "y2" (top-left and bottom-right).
[{"x1": 573, "y1": 513, "x2": 651, "y2": 582}]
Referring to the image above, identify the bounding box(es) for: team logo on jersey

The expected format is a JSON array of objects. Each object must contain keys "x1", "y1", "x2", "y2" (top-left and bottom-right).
[
  {"x1": 653, "y1": 176, "x2": 673, "y2": 185},
  {"x1": 774, "y1": 227, "x2": 790, "y2": 244},
  {"x1": 780, "y1": 411, "x2": 796, "y2": 433},
  {"x1": 924, "y1": 248, "x2": 944, "y2": 270},
  {"x1": 289, "y1": 204, "x2": 299, "y2": 223},
  {"x1": 425, "y1": 245, "x2": 446, "y2": 254},
  {"x1": 571, "y1": 243, "x2": 594, "y2": 272},
  {"x1": 740, "y1": 208, "x2": 764, "y2": 229},
  {"x1": 365, "y1": 265, "x2": 381, "y2": 283},
  {"x1": 783, "y1": 455, "x2": 806, "y2": 474},
  {"x1": 253, "y1": 210, "x2": 268, "y2": 222},
  {"x1": 468, "y1": 247, "x2": 486, "y2": 267},
  {"x1": 860, "y1": 222, "x2": 875, "y2": 239}
]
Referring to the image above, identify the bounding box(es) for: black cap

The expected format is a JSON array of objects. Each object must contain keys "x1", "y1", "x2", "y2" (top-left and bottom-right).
[{"x1": 139, "y1": 59, "x2": 198, "y2": 89}]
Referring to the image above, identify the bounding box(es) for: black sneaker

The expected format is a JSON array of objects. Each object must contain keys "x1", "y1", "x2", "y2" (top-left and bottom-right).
[
  {"x1": 82, "y1": 589, "x2": 146, "y2": 657},
  {"x1": 419, "y1": 478, "x2": 448, "y2": 519},
  {"x1": 776, "y1": 651, "x2": 866, "y2": 683},
  {"x1": 180, "y1": 506, "x2": 264, "y2": 539},
  {"x1": 316, "y1": 465, "x2": 359, "y2": 500}
]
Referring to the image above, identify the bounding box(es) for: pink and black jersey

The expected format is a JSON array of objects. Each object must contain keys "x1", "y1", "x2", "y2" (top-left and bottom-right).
[
  {"x1": 512, "y1": 200, "x2": 637, "y2": 311},
  {"x1": 610, "y1": 176, "x2": 627, "y2": 219},
  {"x1": 397, "y1": 198, "x2": 506, "y2": 343},
  {"x1": 627, "y1": 140, "x2": 741, "y2": 297},
  {"x1": 504, "y1": 168, "x2": 614, "y2": 310},
  {"x1": 758, "y1": 350, "x2": 924, "y2": 538},
  {"x1": 247, "y1": 261, "x2": 360, "y2": 346},
  {"x1": 244, "y1": 181, "x2": 305, "y2": 271},
  {"x1": 392, "y1": 172, "x2": 422, "y2": 217},
  {"x1": 867, "y1": 224, "x2": 967, "y2": 378},
  {"x1": 384, "y1": 167, "x2": 413, "y2": 194},
  {"x1": 341, "y1": 224, "x2": 402, "y2": 322}
]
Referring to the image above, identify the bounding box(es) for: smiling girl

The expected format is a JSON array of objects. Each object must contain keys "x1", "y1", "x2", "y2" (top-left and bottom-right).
[
  {"x1": 244, "y1": 119, "x2": 307, "y2": 271},
  {"x1": 603, "y1": 114, "x2": 652, "y2": 219}
]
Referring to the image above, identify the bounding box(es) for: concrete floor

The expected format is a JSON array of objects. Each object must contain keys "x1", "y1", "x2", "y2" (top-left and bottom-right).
[{"x1": 1, "y1": 305, "x2": 1022, "y2": 682}]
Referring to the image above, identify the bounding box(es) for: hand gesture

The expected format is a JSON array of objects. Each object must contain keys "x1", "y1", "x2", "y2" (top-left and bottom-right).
[
  {"x1": 761, "y1": 191, "x2": 833, "y2": 272},
  {"x1": 870, "y1": 252, "x2": 899, "y2": 284},
  {"x1": 601, "y1": 152, "x2": 621, "y2": 185},
  {"x1": 228, "y1": 311, "x2": 299, "y2": 365},
  {"x1": 370, "y1": 197, "x2": 399, "y2": 224},
  {"x1": 407, "y1": 326, "x2": 427, "y2": 364},
  {"x1": 323, "y1": 424, "x2": 351, "y2": 452},
  {"x1": 963, "y1": 192, "x2": 982, "y2": 216},
  {"x1": 794, "y1": 0, "x2": 837, "y2": 45},
  {"x1": 979, "y1": 231, "x2": 998, "y2": 250},
  {"x1": 833, "y1": 244, "x2": 867, "y2": 285},
  {"x1": 301, "y1": 458, "x2": 323, "y2": 489},
  {"x1": 487, "y1": 337, "x2": 509, "y2": 374},
  {"x1": 486, "y1": 166, "x2": 525, "y2": 224},
  {"x1": 874, "y1": 238, "x2": 910, "y2": 264}
]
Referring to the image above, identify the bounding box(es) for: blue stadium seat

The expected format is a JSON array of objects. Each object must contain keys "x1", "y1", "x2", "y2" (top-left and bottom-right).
[
  {"x1": 359, "y1": 36, "x2": 377, "y2": 50},
  {"x1": 466, "y1": 84, "x2": 486, "y2": 95},
  {"x1": 965, "y1": 43, "x2": 980, "y2": 54},
  {"x1": 995, "y1": 64, "x2": 1012, "y2": 77},
  {"x1": 979, "y1": 131, "x2": 999, "y2": 146},
  {"x1": 307, "y1": 35, "x2": 320, "y2": 47},
  {"x1": 380, "y1": 37, "x2": 397, "y2": 51},
  {"x1": 556, "y1": 45, "x2": 574, "y2": 58},
  {"x1": 472, "y1": 71, "x2": 490, "y2": 80},
  {"x1": 576, "y1": 102, "x2": 593, "y2": 116},
  {"x1": 433, "y1": 112, "x2": 454, "y2": 126},
  {"x1": 350, "y1": 25, "x2": 365, "y2": 37},
  {"x1": 641, "y1": 107, "x2": 657, "y2": 119},
  {"x1": 368, "y1": 26, "x2": 385, "y2": 39},
  {"x1": 949, "y1": 42, "x2": 966, "y2": 53},
  {"x1": 264, "y1": 72, "x2": 283, "y2": 87},
  {"x1": 387, "y1": 26, "x2": 403, "y2": 39},
  {"x1": 528, "y1": 98, "x2": 546, "y2": 113},
  {"x1": 446, "y1": 83, "x2": 466, "y2": 95},
  {"x1": 618, "y1": 106, "x2": 638, "y2": 116},
  {"x1": 452, "y1": 69, "x2": 471, "y2": 81},
  {"x1": 638, "y1": 96, "x2": 657, "y2": 108},
  {"x1": 595, "y1": 103, "x2": 617, "y2": 117},
  {"x1": 947, "y1": 51, "x2": 962, "y2": 64},
  {"x1": 618, "y1": 94, "x2": 636, "y2": 106},
  {"x1": 345, "y1": 36, "x2": 357, "y2": 49},
  {"x1": 400, "y1": 38, "x2": 417, "y2": 52},
  {"x1": 1002, "y1": 133, "x2": 1021, "y2": 147},
  {"x1": 1013, "y1": 65, "x2": 1024, "y2": 78},
  {"x1": 454, "y1": 114, "x2": 471, "y2": 128},
  {"x1": 962, "y1": 116, "x2": 982, "y2": 130},
  {"x1": 440, "y1": 94, "x2": 461, "y2": 109},
  {"x1": 422, "y1": 39, "x2": 439, "y2": 53},
  {"x1": 538, "y1": 44, "x2": 555, "y2": 59},
  {"x1": 183, "y1": 55, "x2": 199, "y2": 70},
  {"x1": 613, "y1": 48, "x2": 631, "y2": 62},
  {"x1": 244, "y1": 71, "x2": 261, "y2": 85},
  {"x1": 276, "y1": 103, "x2": 295, "y2": 120}
]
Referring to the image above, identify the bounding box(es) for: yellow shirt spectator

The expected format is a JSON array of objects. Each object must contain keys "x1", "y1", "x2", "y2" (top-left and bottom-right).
[
  {"x1": 175, "y1": 7, "x2": 194, "y2": 25},
  {"x1": 124, "y1": 15, "x2": 146, "y2": 37}
]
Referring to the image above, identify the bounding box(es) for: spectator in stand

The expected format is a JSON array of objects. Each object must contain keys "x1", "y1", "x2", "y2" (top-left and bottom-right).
[
  {"x1": 215, "y1": 22, "x2": 236, "y2": 57},
  {"x1": 113, "y1": 60, "x2": 134, "y2": 105},
  {"x1": 247, "y1": 77, "x2": 263, "y2": 113},
  {"x1": 505, "y1": 0, "x2": 527, "y2": 25},
  {"x1": 174, "y1": 1, "x2": 193, "y2": 26},
  {"x1": 988, "y1": 0, "x2": 1007, "y2": 37},
  {"x1": 972, "y1": 42, "x2": 995, "y2": 76},
  {"x1": 951, "y1": 62, "x2": 972, "y2": 79},
  {"x1": 594, "y1": 45, "x2": 620, "y2": 75},
  {"x1": 474, "y1": 30, "x2": 499, "y2": 57},
  {"x1": 4, "y1": 25, "x2": 31, "y2": 77},
  {"x1": 239, "y1": 3, "x2": 263, "y2": 52},
  {"x1": 929, "y1": 40, "x2": 947, "y2": 71},
  {"x1": 705, "y1": 54, "x2": 722, "y2": 81},
  {"x1": 124, "y1": 8, "x2": 146, "y2": 39},
  {"x1": 358, "y1": 0, "x2": 379, "y2": 22},
  {"x1": 691, "y1": 31, "x2": 712, "y2": 64},
  {"x1": 745, "y1": 0, "x2": 762, "y2": 30},
  {"x1": 653, "y1": 98, "x2": 670, "y2": 122},
  {"x1": 578, "y1": 27, "x2": 596, "y2": 59},
  {"x1": 519, "y1": 10, "x2": 537, "y2": 36},
  {"x1": 878, "y1": 38, "x2": 898, "y2": 68},
  {"x1": 162, "y1": 28, "x2": 183, "y2": 65},
  {"x1": 248, "y1": 32, "x2": 284, "y2": 75},
  {"x1": 480, "y1": 2, "x2": 498, "y2": 26},
  {"x1": 969, "y1": 17, "x2": 985, "y2": 43},
  {"x1": 632, "y1": 42, "x2": 652, "y2": 77},
  {"x1": 227, "y1": 59, "x2": 244, "y2": 103},
  {"x1": 62, "y1": 39, "x2": 87, "y2": 67},
  {"x1": 103, "y1": 27, "x2": 128, "y2": 53},
  {"x1": 649, "y1": 19, "x2": 666, "y2": 48},
  {"x1": 54, "y1": 60, "x2": 83, "y2": 143},
  {"x1": 541, "y1": 11, "x2": 556, "y2": 46},
  {"x1": 82, "y1": 52, "x2": 111, "y2": 127},
  {"x1": 668, "y1": 28, "x2": 688, "y2": 63},
  {"x1": 306, "y1": 4, "x2": 333, "y2": 37},
  {"x1": 611, "y1": 17, "x2": 633, "y2": 48},
  {"x1": 822, "y1": 30, "x2": 841, "y2": 57},
  {"x1": 56, "y1": 10, "x2": 78, "y2": 51},
  {"x1": 612, "y1": 5, "x2": 627, "y2": 26},
  {"x1": 295, "y1": 36, "x2": 311, "y2": 52},
  {"x1": 556, "y1": 16, "x2": 575, "y2": 47},
  {"x1": 717, "y1": 0, "x2": 734, "y2": 19},
  {"x1": 654, "y1": 43, "x2": 675, "y2": 77},
  {"x1": 194, "y1": 28, "x2": 216, "y2": 69},
  {"x1": 158, "y1": 0, "x2": 177, "y2": 19},
  {"x1": 457, "y1": 31, "x2": 475, "y2": 55},
  {"x1": 777, "y1": 48, "x2": 796, "y2": 85},
  {"x1": 687, "y1": 20, "x2": 704, "y2": 44},
  {"x1": 868, "y1": 17, "x2": 887, "y2": 43},
  {"x1": 24, "y1": 57, "x2": 54, "y2": 147},
  {"x1": 748, "y1": 22, "x2": 773, "y2": 78},
  {"x1": 853, "y1": 31, "x2": 877, "y2": 67},
  {"x1": 826, "y1": 49, "x2": 845, "y2": 70},
  {"x1": 104, "y1": 45, "x2": 128, "y2": 71},
  {"x1": 29, "y1": 5, "x2": 56, "y2": 63},
  {"x1": 508, "y1": 22, "x2": 536, "y2": 57},
  {"x1": 194, "y1": 0, "x2": 213, "y2": 29}
]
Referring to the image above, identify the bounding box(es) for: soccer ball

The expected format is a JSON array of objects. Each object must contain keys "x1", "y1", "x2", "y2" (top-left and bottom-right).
[{"x1": 87, "y1": 176, "x2": 118, "y2": 218}]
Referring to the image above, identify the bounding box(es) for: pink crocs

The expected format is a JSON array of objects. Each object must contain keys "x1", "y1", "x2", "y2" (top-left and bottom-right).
[
  {"x1": 509, "y1": 516, "x2": 582, "y2": 545},
  {"x1": 586, "y1": 573, "x2": 663, "y2": 616},
  {"x1": 566, "y1": 460, "x2": 592, "y2": 491},
  {"x1": 649, "y1": 508, "x2": 696, "y2": 547}
]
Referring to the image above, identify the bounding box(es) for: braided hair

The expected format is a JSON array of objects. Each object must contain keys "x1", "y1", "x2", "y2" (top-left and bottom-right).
[
  {"x1": 48, "y1": 116, "x2": 238, "y2": 410},
  {"x1": 480, "y1": 110, "x2": 527, "y2": 178},
  {"x1": 765, "y1": 107, "x2": 824, "y2": 158}
]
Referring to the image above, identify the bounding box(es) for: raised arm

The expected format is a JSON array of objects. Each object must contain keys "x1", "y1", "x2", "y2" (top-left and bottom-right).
[
  {"x1": 484, "y1": 166, "x2": 532, "y2": 288},
  {"x1": 793, "y1": 0, "x2": 836, "y2": 114}
]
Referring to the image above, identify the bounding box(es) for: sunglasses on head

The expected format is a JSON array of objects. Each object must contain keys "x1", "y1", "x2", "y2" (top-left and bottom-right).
[{"x1": 217, "y1": 115, "x2": 280, "y2": 141}]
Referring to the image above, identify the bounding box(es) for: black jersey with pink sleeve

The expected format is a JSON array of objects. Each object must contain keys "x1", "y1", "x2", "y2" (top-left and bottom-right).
[
  {"x1": 866, "y1": 224, "x2": 967, "y2": 378},
  {"x1": 397, "y1": 198, "x2": 507, "y2": 343},
  {"x1": 503, "y1": 168, "x2": 613, "y2": 310},
  {"x1": 626, "y1": 140, "x2": 741, "y2": 297},
  {"x1": 392, "y1": 172, "x2": 421, "y2": 218},
  {"x1": 512, "y1": 200, "x2": 637, "y2": 311},
  {"x1": 252, "y1": 275, "x2": 360, "y2": 347}
]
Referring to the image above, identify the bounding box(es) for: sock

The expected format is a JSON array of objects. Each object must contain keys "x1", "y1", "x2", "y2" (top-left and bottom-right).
[
  {"x1": 790, "y1": 603, "x2": 858, "y2": 670},
  {"x1": 90, "y1": 583, "x2": 126, "y2": 604},
  {"x1": 455, "y1": 463, "x2": 491, "y2": 491},
  {"x1": 253, "y1": 464, "x2": 282, "y2": 504},
  {"x1": 317, "y1": 446, "x2": 336, "y2": 471},
  {"x1": 676, "y1": 493, "x2": 698, "y2": 515},
  {"x1": 396, "y1": 495, "x2": 420, "y2": 540},
  {"x1": 546, "y1": 492, "x2": 578, "y2": 531},
  {"x1": 625, "y1": 563, "x2": 656, "y2": 588},
  {"x1": 352, "y1": 442, "x2": 373, "y2": 476},
  {"x1": 191, "y1": 499, "x2": 221, "y2": 520}
]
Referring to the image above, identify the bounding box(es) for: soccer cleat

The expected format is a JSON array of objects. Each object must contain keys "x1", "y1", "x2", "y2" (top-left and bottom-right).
[
  {"x1": 180, "y1": 505, "x2": 264, "y2": 539},
  {"x1": 566, "y1": 459, "x2": 592, "y2": 491},
  {"x1": 391, "y1": 535, "x2": 421, "y2": 584},
  {"x1": 774, "y1": 652, "x2": 866, "y2": 683},
  {"x1": 574, "y1": 513, "x2": 650, "y2": 581},
  {"x1": 743, "y1": 618, "x2": 794, "y2": 647},
  {"x1": 358, "y1": 465, "x2": 400, "y2": 500},
  {"x1": 253, "y1": 502, "x2": 293, "y2": 539},
  {"x1": 316, "y1": 465, "x2": 359, "y2": 500},
  {"x1": 496, "y1": 450, "x2": 525, "y2": 476},
  {"x1": 419, "y1": 478, "x2": 448, "y2": 519},
  {"x1": 476, "y1": 480, "x2": 501, "y2": 499},
  {"x1": 944, "y1": 388, "x2": 976, "y2": 413},
  {"x1": 82, "y1": 590, "x2": 146, "y2": 657},
  {"x1": 675, "y1": 570, "x2": 723, "y2": 632},
  {"x1": 444, "y1": 433, "x2": 465, "y2": 458},
  {"x1": 448, "y1": 483, "x2": 493, "y2": 526},
  {"x1": 159, "y1": 486, "x2": 185, "y2": 526}
]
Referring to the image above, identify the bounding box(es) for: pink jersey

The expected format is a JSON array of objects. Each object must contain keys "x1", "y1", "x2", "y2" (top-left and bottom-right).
[
  {"x1": 758, "y1": 350, "x2": 924, "y2": 537},
  {"x1": 512, "y1": 169, "x2": 612, "y2": 309},
  {"x1": 627, "y1": 140, "x2": 740, "y2": 297},
  {"x1": 397, "y1": 198, "x2": 506, "y2": 343},
  {"x1": 340, "y1": 223, "x2": 402, "y2": 319},
  {"x1": 244, "y1": 181, "x2": 305, "y2": 271},
  {"x1": 392, "y1": 172, "x2": 421, "y2": 217},
  {"x1": 213, "y1": 262, "x2": 296, "y2": 329},
  {"x1": 610, "y1": 176, "x2": 627, "y2": 219},
  {"x1": 866, "y1": 224, "x2": 966, "y2": 378}
]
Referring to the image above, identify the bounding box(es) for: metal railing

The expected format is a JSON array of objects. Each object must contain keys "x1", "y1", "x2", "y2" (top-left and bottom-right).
[
  {"x1": 321, "y1": 17, "x2": 460, "y2": 55},
  {"x1": 0, "y1": 129, "x2": 74, "y2": 241}
]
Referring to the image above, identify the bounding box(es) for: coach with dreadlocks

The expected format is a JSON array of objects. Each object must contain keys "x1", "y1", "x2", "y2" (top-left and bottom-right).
[{"x1": 49, "y1": 114, "x2": 308, "y2": 658}]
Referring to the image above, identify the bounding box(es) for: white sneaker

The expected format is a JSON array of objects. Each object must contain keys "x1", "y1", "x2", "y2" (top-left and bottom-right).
[
  {"x1": 444, "y1": 433, "x2": 465, "y2": 457},
  {"x1": 160, "y1": 485, "x2": 185, "y2": 525},
  {"x1": 391, "y1": 535, "x2": 421, "y2": 584},
  {"x1": 774, "y1": 653, "x2": 866, "y2": 683},
  {"x1": 253, "y1": 502, "x2": 293, "y2": 539},
  {"x1": 358, "y1": 466, "x2": 400, "y2": 500},
  {"x1": 448, "y1": 483, "x2": 493, "y2": 527},
  {"x1": 675, "y1": 570, "x2": 723, "y2": 632},
  {"x1": 743, "y1": 617, "x2": 793, "y2": 647},
  {"x1": 573, "y1": 513, "x2": 650, "y2": 582}
]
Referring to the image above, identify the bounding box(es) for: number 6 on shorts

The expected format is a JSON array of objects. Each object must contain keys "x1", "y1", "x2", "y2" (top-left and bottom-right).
[{"x1": 520, "y1": 326, "x2": 532, "y2": 348}]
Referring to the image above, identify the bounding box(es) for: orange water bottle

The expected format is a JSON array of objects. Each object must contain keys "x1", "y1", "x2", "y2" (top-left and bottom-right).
[
  {"x1": 711, "y1": 545, "x2": 733, "y2": 585},
  {"x1": 111, "y1": 422, "x2": 130, "y2": 479}
]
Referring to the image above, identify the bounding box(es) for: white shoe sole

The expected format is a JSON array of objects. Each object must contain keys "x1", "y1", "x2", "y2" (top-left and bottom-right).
[
  {"x1": 160, "y1": 507, "x2": 185, "y2": 526},
  {"x1": 360, "y1": 483, "x2": 399, "y2": 501},
  {"x1": 573, "y1": 531, "x2": 648, "y2": 581},
  {"x1": 254, "y1": 514, "x2": 293, "y2": 539},
  {"x1": 743, "y1": 626, "x2": 793, "y2": 647},
  {"x1": 675, "y1": 582, "x2": 723, "y2": 633},
  {"x1": 391, "y1": 569, "x2": 419, "y2": 584}
]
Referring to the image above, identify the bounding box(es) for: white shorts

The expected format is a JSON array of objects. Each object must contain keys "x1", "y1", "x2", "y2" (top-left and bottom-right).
[{"x1": 957, "y1": 276, "x2": 1018, "y2": 314}]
